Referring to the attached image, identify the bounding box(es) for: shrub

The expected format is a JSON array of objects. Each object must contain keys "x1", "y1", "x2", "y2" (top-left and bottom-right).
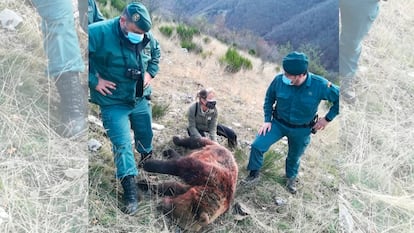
[
  {"x1": 180, "y1": 40, "x2": 202, "y2": 54},
  {"x1": 159, "y1": 26, "x2": 174, "y2": 38},
  {"x1": 220, "y1": 48, "x2": 253, "y2": 73},
  {"x1": 152, "y1": 102, "x2": 169, "y2": 120},
  {"x1": 176, "y1": 24, "x2": 199, "y2": 41},
  {"x1": 110, "y1": 0, "x2": 126, "y2": 11},
  {"x1": 201, "y1": 51, "x2": 213, "y2": 59},
  {"x1": 203, "y1": 37, "x2": 211, "y2": 44}
]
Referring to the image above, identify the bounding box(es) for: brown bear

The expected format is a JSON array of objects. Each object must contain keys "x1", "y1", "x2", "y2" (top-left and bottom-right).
[{"x1": 141, "y1": 136, "x2": 238, "y2": 231}]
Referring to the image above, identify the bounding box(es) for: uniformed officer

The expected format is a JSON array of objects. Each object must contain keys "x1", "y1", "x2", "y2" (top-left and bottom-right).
[
  {"x1": 187, "y1": 88, "x2": 238, "y2": 148},
  {"x1": 88, "y1": 2, "x2": 161, "y2": 215},
  {"x1": 243, "y1": 51, "x2": 339, "y2": 194},
  {"x1": 78, "y1": 0, "x2": 105, "y2": 33},
  {"x1": 31, "y1": 0, "x2": 87, "y2": 138}
]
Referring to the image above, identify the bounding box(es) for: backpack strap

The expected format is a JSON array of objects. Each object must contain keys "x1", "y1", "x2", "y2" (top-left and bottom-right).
[{"x1": 195, "y1": 102, "x2": 198, "y2": 117}]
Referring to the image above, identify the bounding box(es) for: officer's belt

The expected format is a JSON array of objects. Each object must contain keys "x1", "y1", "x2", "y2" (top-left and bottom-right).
[{"x1": 275, "y1": 115, "x2": 315, "y2": 128}]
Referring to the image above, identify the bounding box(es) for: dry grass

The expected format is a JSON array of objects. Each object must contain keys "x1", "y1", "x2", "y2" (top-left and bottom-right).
[
  {"x1": 339, "y1": 0, "x2": 414, "y2": 232},
  {"x1": 1, "y1": 0, "x2": 413, "y2": 232},
  {"x1": 0, "y1": 1, "x2": 88, "y2": 232}
]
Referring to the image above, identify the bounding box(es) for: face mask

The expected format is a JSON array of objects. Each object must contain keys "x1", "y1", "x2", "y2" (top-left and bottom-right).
[
  {"x1": 205, "y1": 100, "x2": 216, "y2": 109},
  {"x1": 282, "y1": 75, "x2": 293, "y2": 85},
  {"x1": 127, "y1": 32, "x2": 144, "y2": 44}
]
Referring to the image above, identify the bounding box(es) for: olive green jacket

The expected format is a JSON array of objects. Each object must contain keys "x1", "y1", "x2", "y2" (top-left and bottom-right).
[{"x1": 187, "y1": 102, "x2": 218, "y2": 141}]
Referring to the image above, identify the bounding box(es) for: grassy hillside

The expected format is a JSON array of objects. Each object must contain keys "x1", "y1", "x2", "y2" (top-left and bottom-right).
[
  {"x1": 0, "y1": 0, "x2": 88, "y2": 232},
  {"x1": 339, "y1": 0, "x2": 414, "y2": 232}
]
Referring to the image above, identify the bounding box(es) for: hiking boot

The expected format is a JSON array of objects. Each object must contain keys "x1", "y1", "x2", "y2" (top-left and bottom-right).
[
  {"x1": 340, "y1": 77, "x2": 356, "y2": 104},
  {"x1": 54, "y1": 72, "x2": 87, "y2": 138},
  {"x1": 241, "y1": 170, "x2": 260, "y2": 185},
  {"x1": 341, "y1": 88, "x2": 356, "y2": 104},
  {"x1": 120, "y1": 175, "x2": 139, "y2": 215},
  {"x1": 138, "y1": 151, "x2": 152, "y2": 167},
  {"x1": 286, "y1": 177, "x2": 297, "y2": 194}
]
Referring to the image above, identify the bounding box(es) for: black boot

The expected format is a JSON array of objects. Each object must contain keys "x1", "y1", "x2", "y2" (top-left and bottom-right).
[
  {"x1": 228, "y1": 135, "x2": 238, "y2": 149},
  {"x1": 55, "y1": 72, "x2": 87, "y2": 138},
  {"x1": 120, "y1": 175, "x2": 139, "y2": 215}
]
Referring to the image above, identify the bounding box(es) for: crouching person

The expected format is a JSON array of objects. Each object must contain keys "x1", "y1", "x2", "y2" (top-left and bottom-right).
[{"x1": 187, "y1": 88, "x2": 238, "y2": 148}]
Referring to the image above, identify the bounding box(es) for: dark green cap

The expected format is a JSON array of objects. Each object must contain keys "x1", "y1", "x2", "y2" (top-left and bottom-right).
[
  {"x1": 282, "y1": 51, "x2": 309, "y2": 75},
  {"x1": 125, "y1": 2, "x2": 152, "y2": 32}
]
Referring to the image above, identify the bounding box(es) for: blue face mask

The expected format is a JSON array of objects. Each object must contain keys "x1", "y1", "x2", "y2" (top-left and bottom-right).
[
  {"x1": 282, "y1": 75, "x2": 293, "y2": 85},
  {"x1": 127, "y1": 32, "x2": 144, "y2": 44}
]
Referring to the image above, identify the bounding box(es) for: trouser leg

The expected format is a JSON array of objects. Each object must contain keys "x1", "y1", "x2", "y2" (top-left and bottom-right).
[
  {"x1": 101, "y1": 105, "x2": 138, "y2": 179},
  {"x1": 130, "y1": 98, "x2": 153, "y2": 156},
  {"x1": 247, "y1": 121, "x2": 284, "y2": 171},
  {"x1": 285, "y1": 128, "x2": 311, "y2": 179},
  {"x1": 32, "y1": 0, "x2": 84, "y2": 77},
  {"x1": 339, "y1": 0, "x2": 379, "y2": 78},
  {"x1": 217, "y1": 124, "x2": 238, "y2": 148}
]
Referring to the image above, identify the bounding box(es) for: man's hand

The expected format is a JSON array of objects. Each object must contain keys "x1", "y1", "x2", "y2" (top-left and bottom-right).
[
  {"x1": 144, "y1": 72, "x2": 152, "y2": 88},
  {"x1": 312, "y1": 117, "x2": 329, "y2": 131},
  {"x1": 258, "y1": 122, "x2": 272, "y2": 136},
  {"x1": 95, "y1": 75, "x2": 116, "y2": 96}
]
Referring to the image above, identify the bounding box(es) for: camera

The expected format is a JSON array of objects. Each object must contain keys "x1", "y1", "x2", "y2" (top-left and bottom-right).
[{"x1": 125, "y1": 68, "x2": 141, "y2": 80}]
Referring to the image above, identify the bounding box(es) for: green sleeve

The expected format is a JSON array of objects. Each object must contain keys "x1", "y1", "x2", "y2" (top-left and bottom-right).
[
  {"x1": 263, "y1": 78, "x2": 277, "y2": 122},
  {"x1": 88, "y1": 27, "x2": 98, "y2": 89},
  {"x1": 323, "y1": 83, "x2": 340, "y2": 121},
  {"x1": 146, "y1": 38, "x2": 161, "y2": 78}
]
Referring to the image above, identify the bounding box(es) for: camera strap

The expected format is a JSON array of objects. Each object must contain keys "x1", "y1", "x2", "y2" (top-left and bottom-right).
[{"x1": 119, "y1": 41, "x2": 144, "y2": 97}]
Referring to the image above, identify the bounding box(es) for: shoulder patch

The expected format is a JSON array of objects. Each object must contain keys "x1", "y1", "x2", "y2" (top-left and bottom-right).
[{"x1": 327, "y1": 82, "x2": 332, "y2": 88}]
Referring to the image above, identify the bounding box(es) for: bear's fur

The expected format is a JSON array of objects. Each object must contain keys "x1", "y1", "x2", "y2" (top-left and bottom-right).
[{"x1": 142, "y1": 136, "x2": 238, "y2": 231}]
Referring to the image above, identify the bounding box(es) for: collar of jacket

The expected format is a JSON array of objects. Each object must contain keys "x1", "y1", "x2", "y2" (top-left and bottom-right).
[{"x1": 304, "y1": 72, "x2": 312, "y2": 87}]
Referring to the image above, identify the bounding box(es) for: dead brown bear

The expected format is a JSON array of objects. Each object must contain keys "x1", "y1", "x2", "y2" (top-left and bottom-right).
[{"x1": 141, "y1": 136, "x2": 238, "y2": 231}]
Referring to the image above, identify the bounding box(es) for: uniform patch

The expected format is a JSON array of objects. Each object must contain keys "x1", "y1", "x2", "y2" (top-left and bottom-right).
[
  {"x1": 327, "y1": 82, "x2": 332, "y2": 88},
  {"x1": 132, "y1": 13, "x2": 140, "y2": 22}
]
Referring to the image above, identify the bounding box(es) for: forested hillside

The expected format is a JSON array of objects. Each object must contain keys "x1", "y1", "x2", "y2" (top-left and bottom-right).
[{"x1": 144, "y1": 0, "x2": 338, "y2": 72}]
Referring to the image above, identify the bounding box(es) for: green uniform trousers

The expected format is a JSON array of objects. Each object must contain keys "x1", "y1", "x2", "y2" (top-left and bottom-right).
[
  {"x1": 339, "y1": 0, "x2": 380, "y2": 77},
  {"x1": 247, "y1": 119, "x2": 311, "y2": 179},
  {"x1": 100, "y1": 98, "x2": 153, "y2": 179},
  {"x1": 32, "y1": 0, "x2": 85, "y2": 77}
]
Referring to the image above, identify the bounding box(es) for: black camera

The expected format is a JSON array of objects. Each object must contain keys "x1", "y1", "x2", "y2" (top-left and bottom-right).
[{"x1": 125, "y1": 68, "x2": 141, "y2": 80}]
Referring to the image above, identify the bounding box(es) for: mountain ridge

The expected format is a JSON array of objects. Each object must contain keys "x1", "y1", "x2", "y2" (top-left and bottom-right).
[{"x1": 148, "y1": 0, "x2": 338, "y2": 72}]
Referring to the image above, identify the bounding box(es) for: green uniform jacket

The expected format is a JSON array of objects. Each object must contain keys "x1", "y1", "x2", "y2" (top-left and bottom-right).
[
  {"x1": 88, "y1": 17, "x2": 161, "y2": 106},
  {"x1": 264, "y1": 73, "x2": 340, "y2": 124},
  {"x1": 187, "y1": 102, "x2": 218, "y2": 141}
]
